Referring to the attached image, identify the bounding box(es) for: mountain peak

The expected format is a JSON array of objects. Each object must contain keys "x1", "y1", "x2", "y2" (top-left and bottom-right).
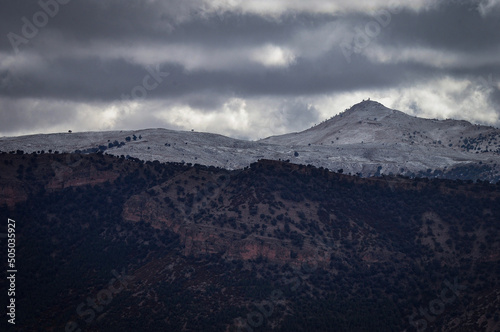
[
  {"x1": 346, "y1": 100, "x2": 391, "y2": 113},
  {"x1": 336, "y1": 100, "x2": 396, "y2": 122},
  {"x1": 353, "y1": 99, "x2": 385, "y2": 108}
]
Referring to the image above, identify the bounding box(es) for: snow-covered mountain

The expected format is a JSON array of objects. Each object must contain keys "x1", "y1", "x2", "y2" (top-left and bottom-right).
[
  {"x1": 261, "y1": 100, "x2": 499, "y2": 151},
  {"x1": 1, "y1": 100, "x2": 500, "y2": 181}
]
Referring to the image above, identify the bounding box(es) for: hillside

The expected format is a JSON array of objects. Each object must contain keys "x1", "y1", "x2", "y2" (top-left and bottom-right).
[
  {"x1": 1, "y1": 100, "x2": 500, "y2": 182},
  {"x1": 0, "y1": 152, "x2": 499, "y2": 331}
]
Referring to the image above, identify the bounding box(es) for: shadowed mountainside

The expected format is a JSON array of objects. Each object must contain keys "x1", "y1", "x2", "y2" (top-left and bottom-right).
[{"x1": 0, "y1": 152, "x2": 499, "y2": 331}]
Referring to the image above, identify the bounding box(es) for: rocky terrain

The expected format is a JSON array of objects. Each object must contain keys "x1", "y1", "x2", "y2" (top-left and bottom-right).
[{"x1": 0, "y1": 152, "x2": 499, "y2": 331}]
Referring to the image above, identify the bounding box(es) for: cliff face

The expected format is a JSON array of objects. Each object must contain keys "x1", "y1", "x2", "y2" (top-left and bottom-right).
[
  {"x1": 47, "y1": 163, "x2": 118, "y2": 190},
  {"x1": 0, "y1": 153, "x2": 121, "y2": 207},
  {"x1": 121, "y1": 164, "x2": 337, "y2": 265}
]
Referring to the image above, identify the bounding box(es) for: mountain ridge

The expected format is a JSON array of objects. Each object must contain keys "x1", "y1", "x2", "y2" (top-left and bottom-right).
[{"x1": 1, "y1": 100, "x2": 500, "y2": 182}]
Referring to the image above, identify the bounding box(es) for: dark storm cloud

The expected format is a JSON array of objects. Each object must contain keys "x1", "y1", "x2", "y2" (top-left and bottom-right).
[
  {"x1": 1, "y1": 0, "x2": 333, "y2": 52},
  {"x1": 0, "y1": 0, "x2": 499, "y2": 137},
  {"x1": 1, "y1": 55, "x2": 436, "y2": 102},
  {"x1": 378, "y1": 1, "x2": 500, "y2": 52},
  {"x1": 0, "y1": 0, "x2": 187, "y2": 50}
]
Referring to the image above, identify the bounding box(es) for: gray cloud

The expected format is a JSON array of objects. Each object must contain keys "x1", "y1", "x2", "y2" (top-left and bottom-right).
[{"x1": 0, "y1": 0, "x2": 499, "y2": 138}]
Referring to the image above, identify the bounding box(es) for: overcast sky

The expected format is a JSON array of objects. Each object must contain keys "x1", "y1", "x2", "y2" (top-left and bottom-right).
[{"x1": 1, "y1": 0, "x2": 500, "y2": 139}]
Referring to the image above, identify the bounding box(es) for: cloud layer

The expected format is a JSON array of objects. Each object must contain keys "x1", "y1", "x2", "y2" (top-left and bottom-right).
[{"x1": 1, "y1": 0, "x2": 499, "y2": 138}]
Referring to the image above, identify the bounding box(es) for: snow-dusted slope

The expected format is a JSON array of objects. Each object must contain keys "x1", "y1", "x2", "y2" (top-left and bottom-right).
[
  {"x1": 1, "y1": 100, "x2": 500, "y2": 181},
  {"x1": 261, "y1": 100, "x2": 500, "y2": 153},
  {"x1": 0, "y1": 128, "x2": 274, "y2": 170}
]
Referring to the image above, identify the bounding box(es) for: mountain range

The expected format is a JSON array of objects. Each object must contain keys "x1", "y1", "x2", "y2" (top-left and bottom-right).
[
  {"x1": 1, "y1": 100, "x2": 500, "y2": 182},
  {"x1": 0, "y1": 100, "x2": 499, "y2": 331}
]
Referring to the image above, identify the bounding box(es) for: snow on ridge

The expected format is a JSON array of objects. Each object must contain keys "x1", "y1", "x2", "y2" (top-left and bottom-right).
[
  {"x1": 1, "y1": 101, "x2": 500, "y2": 179},
  {"x1": 260, "y1": 100, "x2": 500, "y2": 148}
]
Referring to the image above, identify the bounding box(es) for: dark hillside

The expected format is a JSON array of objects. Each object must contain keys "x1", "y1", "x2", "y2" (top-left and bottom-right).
[{"x1": 0, "y1": 153, "x2": 499, "y2": 331}]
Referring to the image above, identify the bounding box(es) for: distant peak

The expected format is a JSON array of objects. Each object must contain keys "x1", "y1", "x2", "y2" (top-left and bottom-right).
[{"x1": 351, "y1": 99, "x2": 387, "y2": 110}]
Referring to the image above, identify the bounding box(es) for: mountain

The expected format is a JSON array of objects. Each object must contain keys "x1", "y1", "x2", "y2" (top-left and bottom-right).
[
  {"x1": 261, "y1": 100, "x2": 498, "y2": 149},
  {"x1": 1, "y1": 152, "x2": 499, "y2": 331},
  {"x1": 1, "y1": 100, "x2": 500, "y2": 183},
  {"x1": 261, "y1": 100, "x2": 500, "y2": 181},
  {"x1": 2, "y1": 101, "x2": 500, "y2": 332}
]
